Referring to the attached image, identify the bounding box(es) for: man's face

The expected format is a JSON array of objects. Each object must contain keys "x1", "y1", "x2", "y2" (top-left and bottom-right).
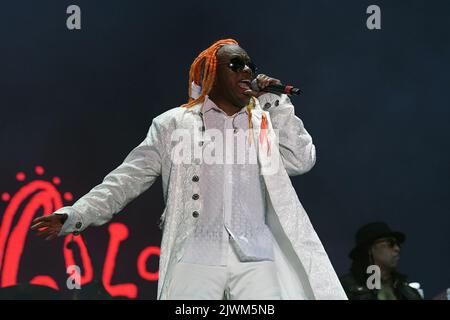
[
  {"x1": 211, "y1": 44, "x2": 255, "y2": 108},
  {"x1": 370, "y1": 237, "x2": 401, "y2": 271}
]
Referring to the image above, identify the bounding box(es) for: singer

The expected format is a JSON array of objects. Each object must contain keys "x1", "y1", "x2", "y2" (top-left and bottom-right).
[{"x1": 31, "y1": 39, "x2": 347, "y2": 300}]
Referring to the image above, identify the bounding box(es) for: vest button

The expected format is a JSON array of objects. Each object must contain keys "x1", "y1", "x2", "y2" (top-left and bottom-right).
[
  {"x1": 192, "y1": 175, "x2": 199, "y2": 182},
  {"x1": 192, "y1": 211, "x2": 199, "y2": 218},
  {"x1": 192, "y1": 194, "x2": 199, "y2": 200}
]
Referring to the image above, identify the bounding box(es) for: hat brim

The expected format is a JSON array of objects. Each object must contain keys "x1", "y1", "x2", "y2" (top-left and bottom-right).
[{"x1": 349, "y1": 231, "x2": 406, "y2": 259}]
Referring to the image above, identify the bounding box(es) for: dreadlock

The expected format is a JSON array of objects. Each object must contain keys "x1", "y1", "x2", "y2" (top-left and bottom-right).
[{"x1": 181, "y1": 39, "x2": 239, "y2": 108}]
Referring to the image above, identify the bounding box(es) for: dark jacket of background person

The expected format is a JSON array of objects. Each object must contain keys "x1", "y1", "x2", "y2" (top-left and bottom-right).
[{"x1": 340, "y1": 272, "x2": 423, "y2": 300}]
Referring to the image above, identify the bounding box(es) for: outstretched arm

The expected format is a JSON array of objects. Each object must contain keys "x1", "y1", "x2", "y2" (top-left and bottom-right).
[{"x1": 31, "y1": 119, "x2": 164, "y2": 239}]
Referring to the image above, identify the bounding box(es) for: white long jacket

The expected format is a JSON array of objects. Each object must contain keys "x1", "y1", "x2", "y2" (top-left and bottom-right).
[{"x1": 56, "y1": 93, "x2": 348, "y2": 300}]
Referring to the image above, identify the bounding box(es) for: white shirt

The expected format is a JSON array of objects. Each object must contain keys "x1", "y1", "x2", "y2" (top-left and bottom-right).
[{"x1": 181, "y1": 96, "x2": 274, "y2": 266}]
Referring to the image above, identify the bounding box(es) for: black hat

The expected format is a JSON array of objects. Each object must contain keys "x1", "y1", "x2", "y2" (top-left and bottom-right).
[{"x1": 349, "y1": 222, "x2": 405, "y2": 259}]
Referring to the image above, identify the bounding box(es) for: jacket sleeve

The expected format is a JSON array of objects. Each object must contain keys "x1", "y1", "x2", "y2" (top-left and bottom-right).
[
  {"x1": 258, "y1": 93, "x2": 316, "y2": 176},
  {"x1": 55, "y1": 118, "x2": 164, "y2": 236}
]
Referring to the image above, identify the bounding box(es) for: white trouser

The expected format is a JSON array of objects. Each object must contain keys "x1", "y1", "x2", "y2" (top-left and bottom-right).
[{"x1": 166, "y1": 242, "x2": 281, "y2": 300}]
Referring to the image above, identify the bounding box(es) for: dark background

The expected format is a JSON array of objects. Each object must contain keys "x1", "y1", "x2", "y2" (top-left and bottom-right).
[{"x1": 0, "y1": 0, "x2": 449, "y2": 299}]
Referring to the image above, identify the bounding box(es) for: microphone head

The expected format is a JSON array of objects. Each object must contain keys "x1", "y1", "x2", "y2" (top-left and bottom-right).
[{"x1": 251, "y1": 79, "x2": 260, "y2": 92}]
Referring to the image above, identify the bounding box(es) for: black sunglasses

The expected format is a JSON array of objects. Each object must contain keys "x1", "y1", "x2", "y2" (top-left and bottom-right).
[
  {"x1": 218, "y1": 57, "x2": 258, "y2": 75},
  {"x1": 374, "y1": 238, "x2": 401, "y2": 248}
]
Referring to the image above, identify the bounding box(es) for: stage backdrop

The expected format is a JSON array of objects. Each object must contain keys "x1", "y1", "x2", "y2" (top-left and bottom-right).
[{"x1": 1, "y1": 0, "x2": 449, "y2": 299}]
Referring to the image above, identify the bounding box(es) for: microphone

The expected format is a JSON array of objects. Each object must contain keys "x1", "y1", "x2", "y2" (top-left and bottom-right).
[{"x1": 251, "y1": 79, "x2": 301, "y2": 96}]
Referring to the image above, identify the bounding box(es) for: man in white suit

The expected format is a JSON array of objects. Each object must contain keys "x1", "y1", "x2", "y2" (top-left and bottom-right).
[{"x1": 32, "y1": 39, "x2": 347, "y2": 300}]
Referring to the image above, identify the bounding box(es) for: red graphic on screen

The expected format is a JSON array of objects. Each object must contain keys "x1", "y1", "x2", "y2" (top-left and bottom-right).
[
  {"x1": 138, "y1": 246, "x2": 160, "y2": 281},
  {"x1": 0, "y1": 166, "x2": 88, "y2": 290},
  {"x1": 0, "y1": 166, "x2": 160, "y2": 299},
  {"x1": 102, "y1": 223, "x2": 137, "y2": 298}
]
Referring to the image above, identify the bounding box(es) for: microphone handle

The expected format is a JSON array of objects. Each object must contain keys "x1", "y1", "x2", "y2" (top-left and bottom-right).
[{"x1": 263, "y1": 84, "x2": 301, "y2": 95}]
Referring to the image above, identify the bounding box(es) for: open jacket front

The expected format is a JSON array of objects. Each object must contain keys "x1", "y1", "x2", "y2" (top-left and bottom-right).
[{"x1": 56, "y1": 93, "x2": 348, "y2": 300}]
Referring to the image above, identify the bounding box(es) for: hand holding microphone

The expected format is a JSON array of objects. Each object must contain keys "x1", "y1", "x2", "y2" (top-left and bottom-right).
[{"x1": 245, "y1": 74, "x2": 301, "y2": 97}]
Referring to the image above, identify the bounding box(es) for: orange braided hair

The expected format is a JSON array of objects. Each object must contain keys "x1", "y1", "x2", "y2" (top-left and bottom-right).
[{"x1": 181, "y1": 39, "x2": 239, "y2": 108}]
